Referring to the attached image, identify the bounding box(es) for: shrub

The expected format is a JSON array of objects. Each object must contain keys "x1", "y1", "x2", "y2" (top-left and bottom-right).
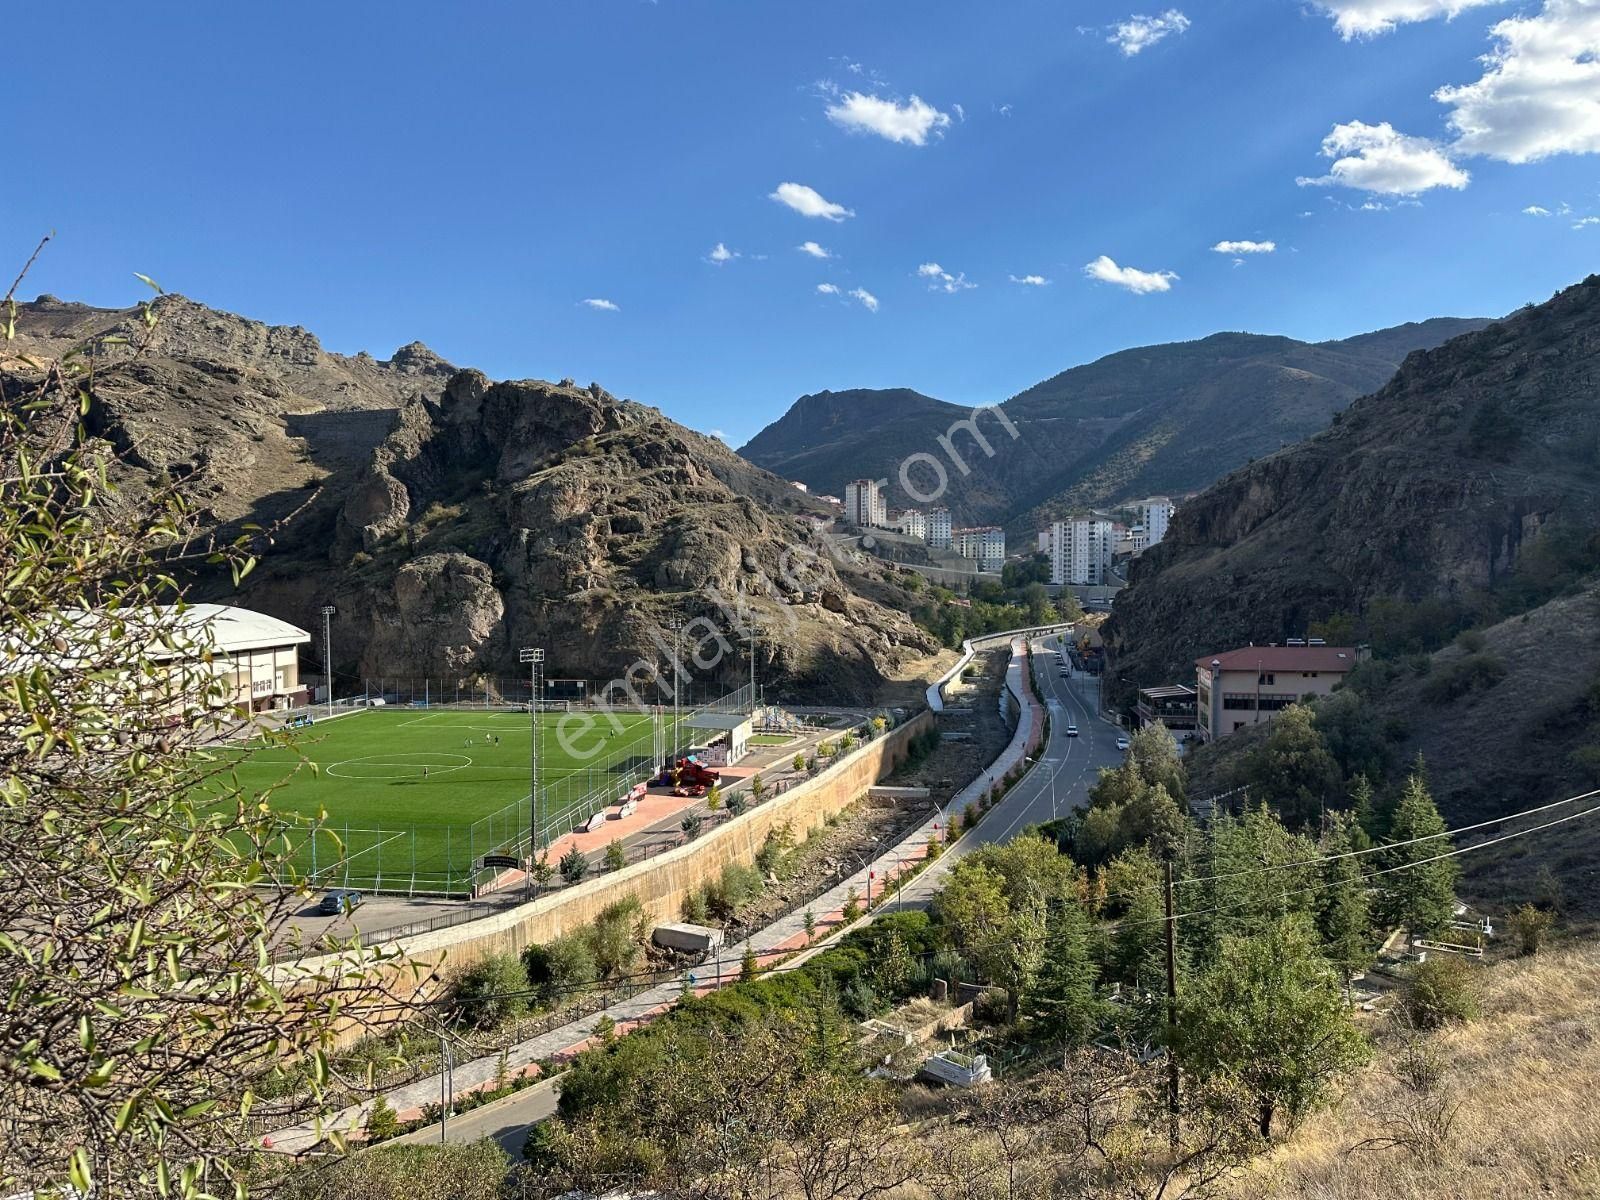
[
  {"x1": 706, "y1": 784, "x2": 723, "y2": 811},
  {"x1": 750, "y1": 775, "x2": 766, "y2": 800},
  {"x1": 680, "y1": 812, "x2": 704, "y2": 840},
  {"x1": 449, "y1": 953, "x2": 529, "y2": 1031},
  {"x1": 947, "y1": 812, "x2": 963, "y2": 840},
  {"x1": 707, "y1": 863, "x2": 763, "y2": 923},
  {"x1": 964, "y1": 801, "x2": 979, "y2": 829},
  {"x1": 1421, "y1": 653, "x2": 1507, "y2": 704},
  {"x1": 559, "y1": 846, "x2": 588, "y2": 884},
  {"x1": 1402, "y1": 956, "x2": 1480, "y2": 1029},
  {"x1": 803, "y1": 909, "x2": 817, "y2": 942},
  {"x1": 682, "y1": 888, "x2": 710, "y2": 924},
  {"x1": 871, "y1": 715, "x2": 887, "y2": 734},
  {"x1": 793, "y1": 753, "x2": 806, "y2": 772},
  {"x1": 529, "y1": 852, "x2": 554, "y2": 890},
  {"x1": 806, "y1": 755, "x2": 819, "y2": 775},
  {"x1": 603, "y1": 839, "x2": 626, "y2": 872},
  {"x1": 726, "y1": 792, "x2": 747, "y2": 817},
  {"x1": 1508, "y1": 903, "x2": 1553, "y2": 956},
  {"x1": 840, "y1": 731, "x2": 858, "y2": 753},
  {"x1": 524, "y1": 934, "x2": 596, "y2": 1005},
  {"x1": 363, "y1": 1093, "x2": 401, "y2": 1143},
  {"x1": 819, "y1": 739, "x2": 836, "y2": 757},
  {"x1": 841, "y1": 887, "x2": 863, "y2": 923},
  {"x1": 740, "y1": 945, "x2": 761, "y2": 981},
  {"x1": 590, "y1": 896, "x2": 648, "y2": 979},
  {"x1": 755, "y1": 823, "x2": 795, "y2": 878}
]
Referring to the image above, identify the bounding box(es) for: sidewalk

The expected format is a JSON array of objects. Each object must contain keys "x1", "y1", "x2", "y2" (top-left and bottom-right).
[{"x1": 267, "y1": 646, "x2": 1046, "y2": 1153}]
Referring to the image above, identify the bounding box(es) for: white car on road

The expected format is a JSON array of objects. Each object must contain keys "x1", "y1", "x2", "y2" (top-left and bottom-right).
[{"x1": 1116, "y1": 735, "x2": 1130, "y2": 751}]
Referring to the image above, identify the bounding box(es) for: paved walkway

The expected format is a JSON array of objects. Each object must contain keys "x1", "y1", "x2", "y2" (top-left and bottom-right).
[{"x1": 267, "y1": 649, "x2": 1049, "y2": 1154}]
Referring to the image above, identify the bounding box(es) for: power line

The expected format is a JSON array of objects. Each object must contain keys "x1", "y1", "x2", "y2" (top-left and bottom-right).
[{"x1": 1177, "y1": 786, "x2": 1600, "y2": 888}]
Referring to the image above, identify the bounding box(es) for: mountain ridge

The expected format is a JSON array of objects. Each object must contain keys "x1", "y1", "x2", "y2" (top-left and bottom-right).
[{"x1": 738, "y1": 317, "x2": 1493, "y2": 532}]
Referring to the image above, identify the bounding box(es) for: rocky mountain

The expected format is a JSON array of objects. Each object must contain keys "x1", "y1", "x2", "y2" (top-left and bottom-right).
[
  {"x1": 739, "y1": 318, "x2": 1491, "y2": 532},
  {"x1": 1104, "y1": 274, "x2": 1600, "y2": 702},
  {"x1": 7, "y1": 294, "x2": 940, "y2": 702}
]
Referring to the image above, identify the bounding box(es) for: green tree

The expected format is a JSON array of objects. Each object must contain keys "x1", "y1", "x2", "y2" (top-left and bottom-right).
[
  {"x1": 1317, "y1": 813, "x2": 1373, "y2": 999},
  {"x1": 0, "y1": 266, "x2": 401, "y2": 1198},
  {"x1": 1020, "y1": 897, "x2": 1101, "y2": 1046},
  {"x1": 1378, "y1": 771, "x2": 1459, "y2": 939},
  {"x1": 604, "y1": 838, "x2": 627, "y2": 871},
  {"x1": 1239, "y1": 703, "x2": 1342, "y2": 828},
  {"x1": 560, "y1": 845, "x2": 589, "y2": 882},
  {"x1": 1022, "y1": 581, "x2": 1053, "y2": 625},
  {"x1": 740, "y1": 944, "x2": 761, "y2": 981},
  {"x1": 1177, "y1": 914, "x2": 1369, "y2": 1138},
  {"x1": 363, "y1": 1093, "x2": 402, "y2": 1143},
  {"x1": 1349, "y1": 773, "x2": 1381, "y2": 844},
  {"x1": 1508, "y1": 903, "x2": 1553, "y2": 956},
  {"x1": 449, "y1": 953, "x2": 529, "y2": 1031},
  {"x1": 1103, "y1": 848, "x2": 1167, "y2": 989}
]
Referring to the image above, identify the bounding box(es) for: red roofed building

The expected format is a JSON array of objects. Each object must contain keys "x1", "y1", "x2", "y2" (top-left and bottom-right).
[{"x1": 1195, "y1": 642, "x2": 1365, "y2": 742}]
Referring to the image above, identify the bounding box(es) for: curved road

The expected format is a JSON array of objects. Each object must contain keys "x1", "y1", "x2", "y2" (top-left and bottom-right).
[{"x1": 963, "y1": 633, "x2": 1123, "y2": 847}]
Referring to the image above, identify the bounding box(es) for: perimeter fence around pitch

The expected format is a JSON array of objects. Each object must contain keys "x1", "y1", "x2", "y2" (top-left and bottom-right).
[{"x1": 294, "y1": 680, "x2": 757, "y2": 897}]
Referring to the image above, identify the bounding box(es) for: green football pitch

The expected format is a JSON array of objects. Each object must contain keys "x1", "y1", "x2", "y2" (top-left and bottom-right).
[{"x1": 206, "y1": 707, "x2": 680, "y2": 894}]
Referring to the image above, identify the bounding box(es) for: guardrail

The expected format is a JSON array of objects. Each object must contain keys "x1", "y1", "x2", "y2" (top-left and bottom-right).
[{"x1": 926, "y1": 621, "x2": 1079, "y2": 713}]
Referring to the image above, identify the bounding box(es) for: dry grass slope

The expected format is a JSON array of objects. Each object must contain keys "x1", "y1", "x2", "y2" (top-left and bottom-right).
[{"x1": 1233, "y1": 942, "x2": 1600, "y2": 1198}]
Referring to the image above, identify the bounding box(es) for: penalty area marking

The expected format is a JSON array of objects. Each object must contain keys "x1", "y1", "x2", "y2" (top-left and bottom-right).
[{"x1": 326, "y1": 752, "x2": 473, "y2": 781}]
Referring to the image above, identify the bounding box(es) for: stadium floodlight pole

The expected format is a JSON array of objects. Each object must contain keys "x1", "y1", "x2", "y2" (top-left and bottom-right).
[
  {"x1": 320, "y1": 605, "x2": 336, "y2": 719},
  {"x1": 520, "y1": 647, "x2": 544, "y2": 884}
]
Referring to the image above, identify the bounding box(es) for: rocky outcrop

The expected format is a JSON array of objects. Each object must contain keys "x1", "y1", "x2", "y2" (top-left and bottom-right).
[
  {"x1": 318, "y1": 372, "x2": 937, "y2": 698},
  {"x1": 1105, "y1": 274, "x2": 1600, "y2": 698}
]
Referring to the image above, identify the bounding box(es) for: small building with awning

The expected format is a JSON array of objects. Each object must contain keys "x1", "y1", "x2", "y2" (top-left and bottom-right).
[{"x1": 683, "y1": 711, "x2": 754, "y2": 766}]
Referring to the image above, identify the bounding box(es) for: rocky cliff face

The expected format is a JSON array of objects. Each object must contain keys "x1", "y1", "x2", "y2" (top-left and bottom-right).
[
  {"x1": 9, "y1": 294, "x2": 937, "y2": 702},
  {"x1": 298, "y1": 371, "x2": 936, "y2": 698},
  {"x1": 1104, "y1": 275, "x2": 1600, "y2": 695}
]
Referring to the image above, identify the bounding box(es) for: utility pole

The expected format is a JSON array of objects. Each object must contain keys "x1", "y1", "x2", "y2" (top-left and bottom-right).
[
  {"x1": 1163, "y1": 857, "x2": 1181, "y2": 1150},
  {"x1": 519, "y1": 647, "x2": 543, "y2": 885},
  {"x1": 320, "y1": 605, "x2": 336, "y2": 718}
]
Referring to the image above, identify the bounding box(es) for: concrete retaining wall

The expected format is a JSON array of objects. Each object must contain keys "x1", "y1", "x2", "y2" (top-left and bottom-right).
[{"x1": 313, "y1": 712, "x2": 932, "y2": 1041}]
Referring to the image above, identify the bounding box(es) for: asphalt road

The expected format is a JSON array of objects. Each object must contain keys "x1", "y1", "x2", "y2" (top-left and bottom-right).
[{"x1": 965, "y1": 634, "x2": 1123, "y2": 846}]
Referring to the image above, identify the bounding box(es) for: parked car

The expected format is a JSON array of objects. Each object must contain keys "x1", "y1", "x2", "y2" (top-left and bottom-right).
[
  {"x1": 1065, "y1": 724, "x2": 1079, "y2": 737},
  {"x1": 1116, "y1": 735, "x2": 1131, "y2": 751},
  {"x1": 318, "y1": 889, "x2": 363, "y2": 916}
]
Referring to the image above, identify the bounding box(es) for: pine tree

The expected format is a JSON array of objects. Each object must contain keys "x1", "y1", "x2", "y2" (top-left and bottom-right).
[
  {"x1": 1348, "y1": 774, "x2": 1378, "y2": 847},
  {"x1": 1317, "y1": 813, "x2": 1373, "y2": 1000},
  {"x1": 1378, "y1": 771, "x2": 1458, "y2": 939},
  {"x1": 1021, "y1": 899, "x2": 1101, "y2": 1046}
]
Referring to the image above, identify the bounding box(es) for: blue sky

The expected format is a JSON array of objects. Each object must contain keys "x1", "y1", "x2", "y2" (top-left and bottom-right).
[{"x1": 6, "y1": 1, "x2": 1598, "y2": 444}]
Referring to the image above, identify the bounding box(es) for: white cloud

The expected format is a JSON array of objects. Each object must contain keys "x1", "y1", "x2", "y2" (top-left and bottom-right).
[
  {"x1": 1524, "y1": 204, "x2": 1553, "y2": 214},
  {"x1": 1083, "y1": 255, "x2": 1178, "y2": 294},
  {"x1": 798, "y1": 240, "x2": 833, "y2": 259},
  {"x1": 770, "y1": 181, "x2": 855, "y2": 221},
  {"x1": 1108, "y1": 9, "x2": 1192, "y2": 55},
  {"x1": 1576, "y1": 216, "x2": 1600, "y2": 227},
  {"x1": 825, "y1": 92, "x2": 952, "y2": 145},
  {"x1": 816, "y1": 283, "x2": 841, "y2": 295},
  {"x1": 1434, "y1": 1, "x2": 1600, "y2": 164},
  {"x1": 1314, "y1": 1, "x2": 1503, "y2": 39},
  {"x1": 708, "y1": 429, "x2": 728, "y2": 441},
  {"x1": 917, "y1": 262, "x2": 977, "y2": 293},
  {"x1": 1211, "y1": 239, "x2": 1276, "y2": 254},
  {"x1": 581, "y1": 298, "x2": 619, "y2": 311},
  {"x1": 952, "y1": 102, "x2": 966, "y2": 122},
  {"x1": 1296, "y1": 120, "x2": 1470, "y2": 194},
  {"x1": 707, "y1": 242, "x2": 738, "y2": 265},
  {"x1": 997, "y1": 103, "x2": 1013, "y2": 117},
  {"x1": 849, "y1": 287, "x2": 880, "y2": 312},
  {"x1": 1009, "y1": 273, "x2": 1051, "y2": 286}
]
